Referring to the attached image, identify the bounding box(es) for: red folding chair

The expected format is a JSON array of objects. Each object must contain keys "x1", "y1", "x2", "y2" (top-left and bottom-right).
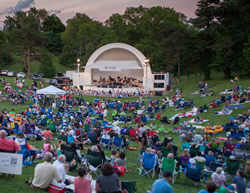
[
  {"x1": 129, "y1": 129, "x2": 137, "y2": 141},
  {"x1": 156, "y1": 113, "x2": 161, "y2": 119},
  {"x1": 148, "y1": 131, "x2": 156, "y2": 137}
]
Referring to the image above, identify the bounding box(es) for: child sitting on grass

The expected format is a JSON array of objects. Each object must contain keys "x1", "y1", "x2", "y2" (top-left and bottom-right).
[
  {"x1": 114, "y1": 152, "x2": 127, "y2": 167},
  {"x1": 110, "y1": 150, "x2": 116, "y2": 166}
]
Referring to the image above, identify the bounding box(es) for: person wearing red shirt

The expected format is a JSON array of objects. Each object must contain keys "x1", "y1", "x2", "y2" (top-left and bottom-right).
[
  {"x1": 44, "y1": 126, "x2": 53, "y2": 139},
  {"x1": 0, "y1": 130, "x2": 21, "y2": 153}
]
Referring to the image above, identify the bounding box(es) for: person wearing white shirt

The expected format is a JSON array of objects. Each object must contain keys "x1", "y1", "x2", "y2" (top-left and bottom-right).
[
  {"x1": 53, "y1": 155, "x2": 74, "y2": 185},
  {"x1": 191, "y1": 106, "x2": 198, "y2": 116}
]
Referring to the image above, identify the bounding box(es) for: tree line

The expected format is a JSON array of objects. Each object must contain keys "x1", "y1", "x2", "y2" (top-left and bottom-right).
[{"x1": 0, "y1": 0, "x2": 250, "y2": 79}]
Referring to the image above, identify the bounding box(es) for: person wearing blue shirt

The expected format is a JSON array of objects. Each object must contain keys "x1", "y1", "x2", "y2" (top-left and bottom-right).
[
  {"x1": 198, "y1": 181, "x2": 217, "y2": 193},
  {"x1": 152, "y1": 170, "x2": 173, "y2": 193},
  {"x1": 2, "y1": 116, "x2": 9, "y2": 134}
]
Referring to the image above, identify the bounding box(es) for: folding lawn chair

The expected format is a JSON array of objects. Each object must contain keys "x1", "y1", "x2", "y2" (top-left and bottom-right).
[
  {"x1": 87, "y1": 132, "x2": 97, "y2": 144},
  {"x1": 184, "y1": 133, "x2": 192, "y2": 142},
  {"x1": 139, "y1": 152, "x2": 157, "y2": 178},
  {"x1": 181, "y1": 142, "x2": 190, "y2": 151},
  {"x1": 121, "y1": 181, "x2": 137, "y2": 193},
  {"x1": 152, "y1": 144, "x2": 162, "y2": 154},
  {"x1": 225, "y1": 159, "x2": 241, "y2": 180},
  {"x1": 195, "y1": 160, "x2": 205, "y2": 170},
  {"x1": 184, "y1": 163, "x2": 202, "y2": 187},
  {"x1": 205, "y1": 155, "x2": 216, "y2": 168},
  {"x1": 112, "y1": 136, "x2": 123, "y2": 151},
  {"x1": 209, "y1": 161, "x2": 223, "y2": 173},
  {"x1": 159, "y1": 157, "x2": 177, "y2": 183},
  {"x1": 190, "y1": 146, "x2": 199, "y2": 158},
  {"x1": 161, "y1": 147, "x2": 173, "y2": 158},
  {"x1": 87, "y1": 149, "x2": 105, "y2": 177},
  {"x1": 61, "y1": 144, "x2": 79, "y2": 170},
  {"x1": 199, "y1": 145, "x2": 206, "y2": 153},
  {"x1": 129, "y1": 129, "x2": 137, "y2": 141},
  {"x1": 101, "y1": 135, "x2": 111, "y2": 149}
]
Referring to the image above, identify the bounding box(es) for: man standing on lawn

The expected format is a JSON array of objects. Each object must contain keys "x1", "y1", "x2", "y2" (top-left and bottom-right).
[{"x1": 152, "y1": 170, "x2": 173, "y2": 193}]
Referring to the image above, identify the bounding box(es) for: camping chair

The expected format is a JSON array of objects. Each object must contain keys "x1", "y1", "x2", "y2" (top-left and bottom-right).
[
  {"x1": 210, "y1": 141, "x2": 220, "y2": 149},
  {"x1": 172, "y1": 145, "x2": 178, "y2": 157},
  {"x1": 195, "y1": 160, "x2": 205, "y2": 170},
  {"x1": 180, "y1": 156, "x2": 190, "y2": 168},
  {"x1": 14, "y1": 117, "x2": 22, "y2": 126},
  {"x1": 49, "y1": 123, "x2": 56, "y2": 133},
  {"x1": 101, "y1": 135, "x2": 111, "y2": 150},
  {"x1": 84, "y1": 124, "x2": 90, "y2": 132},
  {"x1": 129, "y1": 129, "x2": 137, "y2": 141},
  {"x1": 139, "y1": 152, "x2": 157, "y2": 178},
  {"x1": 159, "y1": 157, "x2": 177, "y2": 183},
  {"x1": 184, "y1": 163, "x2": 202, "y2": 187},
  {"x1": 225, "y1": 159, "x2": 241, "y2": 180},
  {"x1": 190, "y1": 147, "x2": 199, "y2": 158},
  {"x1": 121, "y1": 181, "x2": 137, "y2": 193},
  {"x1": 205, "y1": 155, "x2": 216, "y2": 168},
  {"x1": 199, "y1": 145, "x2": 206, "y2": 153},
  {"x1": 87, "y1": 132, "x2": 97, "y2": 144},
  {"x1": 161, "y1": 147, "x2": 173, "y2": 158},
  {"x1": 181, "y1": 142, "x2": 190, "y2": 151},
  {"x1": 61, "y1": 144, "x2": 79, "y2": 170},
  {"x1": 209, "y1": 162, "x2": 223, "y2": 173},
  {"x1": 152, "y1": 144, "x2": 162, "y2": 154},
  {"x1": 25, "y1": 124, "x2": 35, "y2": 134},
  {"x1": 87, "y1": 149, "x2": 105, "y2": 177},
  {"x1": 112, "y1": 136, "x2": 123, "y2": 151}
]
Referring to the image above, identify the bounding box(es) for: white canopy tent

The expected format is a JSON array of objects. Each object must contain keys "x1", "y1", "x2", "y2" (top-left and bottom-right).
[
  {"x1": 37, "y1": 85, "x2": 66, "y2": 95},
  {"x1": 36, "y1": 85, "x2": 66, "y2": 108}
]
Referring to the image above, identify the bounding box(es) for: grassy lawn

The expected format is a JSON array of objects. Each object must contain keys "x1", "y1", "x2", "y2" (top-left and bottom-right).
[{"x1": 0, "y1": 72, "x2": 249, "y2": 192}]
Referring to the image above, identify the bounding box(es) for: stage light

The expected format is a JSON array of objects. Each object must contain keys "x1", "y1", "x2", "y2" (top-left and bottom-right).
[
  {"x1": 77, "y1": 58, "x2": 80, "y2": 63},
  {"x1": 144, "y1": 58, "x2": 150, "y2": 63}
]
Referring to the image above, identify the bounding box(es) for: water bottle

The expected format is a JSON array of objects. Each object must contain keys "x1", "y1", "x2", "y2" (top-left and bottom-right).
[{"x1": 29, "y1": 177, "x2": 32, "y2": 184}]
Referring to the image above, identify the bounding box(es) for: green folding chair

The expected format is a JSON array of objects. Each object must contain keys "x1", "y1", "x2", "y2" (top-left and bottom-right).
[
  {"x1": 87, "y1": 149, "x2": 105, "y2": 177},
  {"x1": 190, "y1": 147, "x2": 199, "y2": 158},
  {"x1": 121, "y1": 181, "x2": 137, "y2": 193},
  {"x1": 61, "y1": 144, "x2": 79, "y2": 170},
  {"x1": 159, "y1": 157, "x2": 177, "y2": 184},
  {"x1": 195, "y1": 160, "x2": 205, "y2": 170},
  {"x1": 225, "y1": 159, "x2": 241, "y2": 180},
  {"x1": 211, "y1": 141, "x2": 220, "y2": 149},
  {"x1": 161, "y1": 147, "x2": 173, "y2": 158},
  {"x1": 49, "y1": 123, "x2": 56, "y2": 133},
  {"x1": 84, "y1": 124, "x2": 90, "y2": 132},
  {"x1": 199, "y1": 145, "x2": 206, "y2": 153}
]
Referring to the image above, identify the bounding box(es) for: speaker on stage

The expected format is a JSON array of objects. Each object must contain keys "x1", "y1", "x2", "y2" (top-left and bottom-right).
[
  {"x1": 57, "y1": 72, "x2": 63, "y2": 77},
  {"x1": 109, "y1": 85, "x2": 113, "y2": 88},
  {"x1": 104, "y1": 85, "x2": 108, "y2": 88},
  {"x1": 118, "y1": 86, "x2": 122, "y2": 88},
  {"x1": 80, "y1": 86, "x2": 83, "y2": 90},
  {"x1": 155, "y1": 91, "x2": 163, "y2": 96},
  {"x1": 97, "y1": 85, "x2": 101, "y2": 87}
]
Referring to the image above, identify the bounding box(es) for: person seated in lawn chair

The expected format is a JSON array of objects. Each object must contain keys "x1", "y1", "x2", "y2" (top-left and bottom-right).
[
  {"x1": 160, "y1": 116, "x2": 169, "y2": 124},
  {"x1": 112, "y1": 110, "x2": 118, "y2": 121},
  {"x1": 157, "y1": 125, "x2": 166, "y2": 135}
]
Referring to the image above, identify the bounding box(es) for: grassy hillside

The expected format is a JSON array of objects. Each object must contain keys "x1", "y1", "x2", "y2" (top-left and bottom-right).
[
  {"x1": 0, "y1": 73, "x2": 249, "y2": 193},
  {"x1": 3, "y1": 56, "x2": 74, "y2": 77}
]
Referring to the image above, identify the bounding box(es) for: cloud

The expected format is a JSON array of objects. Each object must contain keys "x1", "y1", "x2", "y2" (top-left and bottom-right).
[
  {"x1": 48, "y1": 9, "x2": 63, "y2": 15},
  {"x1": 0, "y1": 0, "x2": 35, "y2": 15}
]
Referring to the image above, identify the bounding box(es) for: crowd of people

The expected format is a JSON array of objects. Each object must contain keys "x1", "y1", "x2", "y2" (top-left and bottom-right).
[{"x1": 1, "y1": 76, "x2": 250, "y2": 193}]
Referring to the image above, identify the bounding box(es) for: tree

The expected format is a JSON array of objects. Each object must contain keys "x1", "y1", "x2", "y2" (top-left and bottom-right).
[
  {"x1": 158, "y1": 23, "x2": 188, "y2": 78},
  {"x1": 5, "y1": 13, "x2": 48, "y2": 78},
  {"x1": 39, "y1": 54, "x2": 56, "y2": 78}
]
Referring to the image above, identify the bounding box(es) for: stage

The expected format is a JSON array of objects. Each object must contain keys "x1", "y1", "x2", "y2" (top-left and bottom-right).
[{"x1": 82, "y1": 85, "x2": 144, "y2": 93}]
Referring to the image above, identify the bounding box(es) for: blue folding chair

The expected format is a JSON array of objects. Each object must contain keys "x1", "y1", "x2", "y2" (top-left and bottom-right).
[
  {"x1": 88, "y1": 132, "x2": 97, "y2": 144},
  {"x1": 41, "y1": 107, "x2": 45, "y2": 113},
  {"x1": 154, "y1": 106, "x2": 160, "y2": 112},
  {"x1": 112, "y1": 136, "x2": 123, "y2": 151},
  {"x1": 120, "y1": 128, "x2": 127, "y2": 135},
  {"x1": 100, "y1": 135, "x2": 111, "y2": 149},
  {"x1": 147, "y1": 106, "x2": 152, "y2": 112},
  {"x1": 102, "y1": 121, "x2": 108, "y2": 129},
  {"x1": 184, "y1": 163, "x2": 202, "y2": 187},
  {"x1": 61, "y1": 122, "x2": 69, "y2": 130},
  {"x1": 64, "y1": 110, "x2": 69, "y2": 117},
  {"x1": 205, "y1": 155, "x2": 216, "y2": 167},
  {"x1": 152, "y1": 144, "x2": 162, "y2": 153},
  {"x1": 139, "y1": 152, "x2": 157, "y2": 178}
]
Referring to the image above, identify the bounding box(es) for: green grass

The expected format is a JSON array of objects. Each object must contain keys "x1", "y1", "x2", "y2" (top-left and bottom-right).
[
  {"x1": 0, "y1": 72, "x2": 250, "y2": 192},
  {"x1": 4, "y1": 56, "x2": 74, "y2": 77}
]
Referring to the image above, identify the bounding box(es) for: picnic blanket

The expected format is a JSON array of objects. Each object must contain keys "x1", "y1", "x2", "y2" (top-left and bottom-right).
[
  {"x1": 190, "y1": 92, "x2": 199, "y2": 95},
  {"x1": 214, "y1": 110, "x2": 233, "y2": 115},
  {"x1": 220, "y1": 91, "x2": 233, "y2": 95},
  {"x1": 188, "y1": 125, "x2": 205, "y2": 129},
  {"x1": 216, "y1": 137, "x2": 228, "y2": 141},
  {"x1": 227, "y1": 105, "x2": 243, "y2": 110},
  {"x1": 66, "y1": 175, "x2": 96, "y2": 192},
  {"x1": 188, "y1": 119, "x2": 209, "y2": 124}
]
